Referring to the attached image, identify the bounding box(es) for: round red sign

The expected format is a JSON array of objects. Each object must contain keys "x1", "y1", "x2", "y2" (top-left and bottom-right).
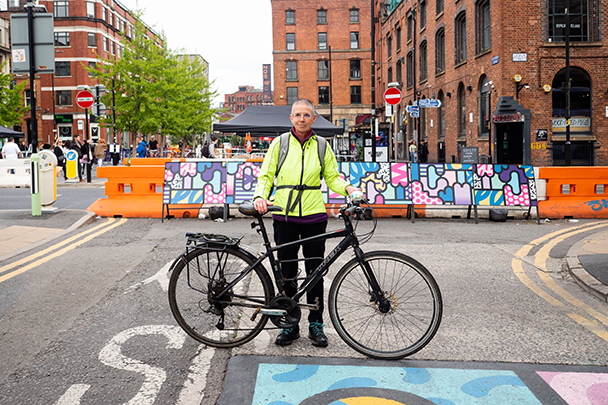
[
  {"x1": 383, "y1": 87, "x2": 402, "y2": 105},
  {"x1": 76, "y1": 90, "x2": 95, "y2": 109}
]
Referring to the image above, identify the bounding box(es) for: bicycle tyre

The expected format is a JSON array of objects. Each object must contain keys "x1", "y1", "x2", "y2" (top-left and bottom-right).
[
  {"x1": 168, "y1": 246, "x2": 274, "y2": 348},
  {"x1": 328, "y1": 251, "x2": 442, "y2": 360}
]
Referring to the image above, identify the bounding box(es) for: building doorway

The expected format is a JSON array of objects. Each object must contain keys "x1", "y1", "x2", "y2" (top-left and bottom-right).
[{"x1": 495, "y1": 122, "x2": 524, "y2": 164}]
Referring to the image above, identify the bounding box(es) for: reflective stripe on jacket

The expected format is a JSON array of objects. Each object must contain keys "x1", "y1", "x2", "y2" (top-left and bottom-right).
[{"x1": 254, "y1": 131, "x2": 349, "y2": 217}]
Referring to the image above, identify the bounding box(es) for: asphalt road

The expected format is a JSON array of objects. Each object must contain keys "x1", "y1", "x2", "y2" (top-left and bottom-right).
[{"x1": 0, "y1": 194, "x2": 607, "y2": 404}]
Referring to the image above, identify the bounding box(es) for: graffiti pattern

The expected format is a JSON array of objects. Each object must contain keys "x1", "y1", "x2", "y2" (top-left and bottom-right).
[{"x1": 163, "y1": 162, "x2": 537, "y2": 208}]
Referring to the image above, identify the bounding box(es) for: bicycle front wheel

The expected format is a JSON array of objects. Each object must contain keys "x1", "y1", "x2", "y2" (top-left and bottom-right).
[
  {"x1": 168, "y1": 246, "x2": 274, "y2": 348},
  {"x1": 329, "y1": 251, "x2": 442, "y2": 360}
]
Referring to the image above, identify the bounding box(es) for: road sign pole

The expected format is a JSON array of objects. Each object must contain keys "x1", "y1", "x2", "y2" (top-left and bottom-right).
[{"x1": 26, "y1": 2, "x2": 37, "y2": 151}]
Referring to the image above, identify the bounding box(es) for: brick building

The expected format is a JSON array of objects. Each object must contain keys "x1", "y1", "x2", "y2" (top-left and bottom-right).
[
  {"x1": 376, "y1": 0, "x2": 608, "y2": 166},
  {"x1": 0, "y1": 0, "x2": 160, "y2": 148},
  {"x1": 223, "y1": 85, "x2": 270, "y2": 114},
  {"x1": 271, "y1": 0, "x2": 372, "y2": 129}
]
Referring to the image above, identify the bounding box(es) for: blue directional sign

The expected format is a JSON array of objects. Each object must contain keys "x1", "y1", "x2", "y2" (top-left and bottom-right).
[
  {"x1": 405, "y1": 105, "x2": 420, "y2": 113},
  {"x1": 418, "y1": 99, "x2": 442, "y2": 108}
]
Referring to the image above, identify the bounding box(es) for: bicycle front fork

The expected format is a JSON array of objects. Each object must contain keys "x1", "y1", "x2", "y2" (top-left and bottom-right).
[{"x1": 354, "y1": 248, "x2": 391, "y2": 313}]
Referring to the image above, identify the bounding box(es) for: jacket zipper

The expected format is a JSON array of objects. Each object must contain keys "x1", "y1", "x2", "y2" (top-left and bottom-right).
[{"x1": 299, "y1": 140, "x2": 305, "y2": 217}]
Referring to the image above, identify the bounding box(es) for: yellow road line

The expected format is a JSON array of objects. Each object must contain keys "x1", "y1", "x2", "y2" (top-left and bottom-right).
[
  {"x1": 537, "y1": 271, "x2": 608, "y2": 326},
  {"x1": 566, "y1": 313, "x2": 608, "y2": 341},
  {"x1": 512, "y1": 258, "x2": 565, "y2": 307},
  {"x1": 533, "y1": 223, "x2": 608, "y2": 270},
  {"x1": 0, "y1": 218, "x2": 128, "y2": 284},
  {"x1": 0, "y1": 218, "x2": 116, "y2": 275}
]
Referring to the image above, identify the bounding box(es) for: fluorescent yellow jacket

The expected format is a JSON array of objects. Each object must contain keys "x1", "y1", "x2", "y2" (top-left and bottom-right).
[{"x1": 254, "y1": 131, "x2": 349, "y2": 217}]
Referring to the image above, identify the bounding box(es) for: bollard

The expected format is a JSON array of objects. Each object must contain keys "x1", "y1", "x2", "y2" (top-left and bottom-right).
[
  {"x1": 65, "y1": 149, "x2": 79, "y2": 181},
  {"x1": 30, "y1": 154, "x2": 41, "y2": 216}
]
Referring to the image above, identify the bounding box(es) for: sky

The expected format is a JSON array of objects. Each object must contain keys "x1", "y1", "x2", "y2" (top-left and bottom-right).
[{"x1": 117, "y1": 0, "x2": 274, "y2": 107}]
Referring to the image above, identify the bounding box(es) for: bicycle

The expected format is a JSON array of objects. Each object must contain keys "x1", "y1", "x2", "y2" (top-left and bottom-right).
[{"x1": 168, "y1": 198, "x2": 443, "y2": 360}]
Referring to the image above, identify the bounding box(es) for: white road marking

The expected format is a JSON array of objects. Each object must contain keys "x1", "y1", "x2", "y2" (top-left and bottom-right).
[
  {"x1": 126, "y1": 261, "x2": 172, "y2": 293},
  {"x1": 53, "y1": 384, "x2": 91, "y2": 405},
  {"x1": 176, "y1": 345, "x2": 214, "y2": 405}
]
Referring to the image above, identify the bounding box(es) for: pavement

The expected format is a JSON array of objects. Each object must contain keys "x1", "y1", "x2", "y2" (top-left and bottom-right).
[{"x1": 566, "y1": 229, "x2": 608, "y2": 303}]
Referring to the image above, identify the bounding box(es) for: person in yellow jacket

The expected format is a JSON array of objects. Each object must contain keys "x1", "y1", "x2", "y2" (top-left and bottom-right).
[{"x1": 253, "y1": 98, "x2": 360, "y2": 348}]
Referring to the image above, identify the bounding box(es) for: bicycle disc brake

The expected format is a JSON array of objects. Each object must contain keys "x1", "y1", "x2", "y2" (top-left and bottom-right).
[{"x1": 268, "y1": 297, "x2": 301, "y2": 328}]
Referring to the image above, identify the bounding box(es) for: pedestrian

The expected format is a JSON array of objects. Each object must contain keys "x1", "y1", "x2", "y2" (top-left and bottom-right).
[
  {"x1": 71, "y1": 135, "x2": 84, "y2": 181},
  {"x1": 253, "y1": 98, "x2": 360, "y2": 348},
  {"x1": 94, "y1": 138, "x2": 106, "y2": 167},
  {"x1": 53, "y1": 139, "x2": 67, "y2": 180},
  {"x1": 149, "y1": 135, "x2": 158, "y2": 157},
  {"x1": 82, "y1": 139, "x2": 94, "y2": 182},
  {"x1": 419, "y1": 140, "x2": 429, "y2": 163},
  {"x1": 409, "y1": 140, "x2": 418, "y2": 163},
  {"x1": 1, "y1": 137, "x2": 23, "y2": 159},
  {"x1": 202, "y1": 135, "x2": 219, "y2": 158},
  {"x1": 136, "y1": 136, "x2": 147, "y2": 158},
  {"x1": 109, "y1": 140, "x2": 120, "y2": 166}
]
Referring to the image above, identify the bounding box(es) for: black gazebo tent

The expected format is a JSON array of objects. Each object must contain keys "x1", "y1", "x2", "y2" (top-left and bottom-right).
[
  {"x1": 0, "y1": 125, "x2": 25, "y2": 138},
  {"x1": 213, "y1": 105, "x2": 343, "y2": 137}
]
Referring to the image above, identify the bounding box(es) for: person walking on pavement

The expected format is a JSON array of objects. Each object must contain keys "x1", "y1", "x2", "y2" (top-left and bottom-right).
[
  {"x1": 136, "y1": 136, "x2": 148, "y2": 158},
  {"x1": 419, "y1": 140, "x2": 429, "y2": 163},
  {"x1": 53, "y1": 139, "x2": 67, "y2": 180},
  {"x1": 253, "y1": 98, "x2": 360, "y2": 348},
  {"x1": 1, "y1": 137, "x2": 22, "y2": 159},
  {"x1": 94, "y1": 139, "x2": 106, "y2": 167},
  {"x1": 149, "y1": 135, "x2": 158, "y2": 157},
  {"x1": 82, "y1": 139, "x2": 94, "y2": 182},
  {"x1": 409, "y1": 141, "x2": 418, "y2": 163}
]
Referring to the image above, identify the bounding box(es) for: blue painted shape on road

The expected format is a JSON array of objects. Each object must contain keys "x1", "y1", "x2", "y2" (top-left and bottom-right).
[
  {"x1": 327, "y1": 377, "x2": 377, "y2": 391},
  {"x1": 271, "y1": 364, "x2": 320, "y2": 383},
  {"x1": 268, "y1": 401, "x2": 294, "y2": 405},
  {"x1": 402, "y1": 367, "x2": 432, "y2": 384},
  {"x1": 427, "y1": 398, "x2": 456, "y2": 405},
  {"x1": 461, "y1": 375, "x2": 526, "y2": 398}
]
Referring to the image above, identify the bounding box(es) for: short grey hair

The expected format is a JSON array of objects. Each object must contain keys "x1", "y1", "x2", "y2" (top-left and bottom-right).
[{"x1": 291, "y1": 98, "x2": 316, "y2": 116}]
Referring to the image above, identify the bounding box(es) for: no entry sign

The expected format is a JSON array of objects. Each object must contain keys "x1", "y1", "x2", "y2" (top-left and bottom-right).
[
  {"x1": 384, "y1": 87, "x2": 402, "y2": 105},
  {"x1": 76, "y1": 90, "x2": 94, "y2": 109}
]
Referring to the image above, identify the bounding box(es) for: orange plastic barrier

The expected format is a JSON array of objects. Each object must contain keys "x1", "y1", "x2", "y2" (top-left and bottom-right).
[
  {"x1": 538, "y1": 167, "x2": 608, "y2": 219},
  {"x1": 122, "y1": 157, "x2": 184, "y2": 166}
]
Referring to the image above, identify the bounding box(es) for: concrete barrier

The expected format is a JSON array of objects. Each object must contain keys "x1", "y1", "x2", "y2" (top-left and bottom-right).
[{"x1": 0, "y1": 159, "x2": 31, "y2": 188}]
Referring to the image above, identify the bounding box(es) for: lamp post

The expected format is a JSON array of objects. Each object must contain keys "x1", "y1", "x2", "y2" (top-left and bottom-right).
[
  {"x1": 25, "y1": 1, "x2": 37, "y2": 151},
  {"x1": 565, "y1": 4, "x2": 572, "y2": 166}
]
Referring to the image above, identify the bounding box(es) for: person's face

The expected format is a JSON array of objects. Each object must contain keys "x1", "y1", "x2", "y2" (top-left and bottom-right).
[{"x1": 290, "y1": 103, "x2": 317, "y2": 136}]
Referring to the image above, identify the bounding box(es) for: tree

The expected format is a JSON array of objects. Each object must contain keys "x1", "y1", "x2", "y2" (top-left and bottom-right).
[
  {"x1": 89, "y1": 11, "x2": 217, "y2": 144},
  {"x1": 0, "y1": 63, "x2": 27, "y2": 128}
]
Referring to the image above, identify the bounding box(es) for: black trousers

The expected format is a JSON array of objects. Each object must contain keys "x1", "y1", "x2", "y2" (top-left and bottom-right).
[{"x1": 273, "y1": 219, "x2": 327, "y2": 324}]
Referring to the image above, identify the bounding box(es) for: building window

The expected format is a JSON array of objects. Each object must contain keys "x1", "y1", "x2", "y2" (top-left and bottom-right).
[
  {"x1": 435, "y1": 28, "x2": 445, "y2": 74},
  {"x1": 350, "y1": 8, "x2": 359, "y2": 23},
  {"x1": 350, "y1": 59, "x2": 361, "y2": 79},
  {"x1": 318, "y1": 60, "x2": 329, "y2": 80},
  {"x1": 387, "y1": 35, "x2": 392, "y2": 58},
  {"x1": 56, "y1": 90, "x2": 71, "y2": 106},
  {"x1": 476, "y1": 0, "x2": 491, "y2": 53},
  {"x1": 480, "y1": 76, "x2": 490, "y2": 138},
  {"x1": 350, "y1": 86, "x2": 361, "y2": 104},
  {"x1": 287, "y1": 87, "x2": 298, "y2": 105},
  {"x1": 388, "y1": 67, "x2": 393, "y2": 84},
  {"x1": 86, "y1": 1, "x2": 95, "y2": 18},
  {"x1": 25, "y1": 89, "x2": 31, "y2": 106},
  {"x1": 437, "y1": 0, "x2": 444, "y2": 15},
  {"x1": 396, "y1": 25, "x2": 402, "y2": 50},
  {"x1": 438, "y1": 91, "x2": 445, "y2": 138},
  {"x1": 286, "y1": 33, "x2": 295, "y2": 50},
  {"x1": 318, "y1": 32, "x2": 327, "y2": 50},
  {"x1": 128, "y1": 25, "x2": 133, "y2": 38},
  {"x1": 551, "y1": 66, "x2": 591, "y2": 133},
  {"x1": 350, "y1": 32, "x2": 359, "y2": 49},
  {"x1": 458, "y1": 83, "x2": 466, "y2": 137},
  {"x1": 103, "y1": 37, "x2": 108, "y2": 52},
  {"x1": 54, "y1": 1, "x2": 69, "y2": 17},
  {"x1": 286, "y1": 61, "x2": 297, "y2": 80},
  {"x1": 102, "y1": 7, "x2": 106, "y2": 20},
  {"x1": 406, "y1": 51, "x2": 414, "y2": 88},
  {"x1": 420, "y1": 1, "x2": 427, "y2": 28},
  {"x1": 88, "y1": 61, "x2": 96, "y2": 77},
  {"x1": 54, "y1": 32, "x2": 70, "y2": 47},
  {"x1": 396, "y1": 60, "x2": 402, "y2": 83},
  {"x1": 88, "y1": 33, "x2": 96, "y2": 47},
  {"x1": 407, "y1": 14, "x2": 413, "y2": 41},
  {"x1": 55, "y1": 61, "x2": 71, "y2": 77},
  {"x1": 548, "y1": 0, "x2": 595, "y2": 42},
  {"x1": 455, "y1": 12, "x2": 467, "y2": 64},
  {"x1": 286, "y1": 10, "x2": 295, "y2": 24},
  {"x1": 318, "y1": 9, "x2": 327, "y2": 24},
  {"x1": 319, "y1": 86, "x2": 330, "y2": 104},
  {"x1": 419, "y1": 40, "x2": 428, "y2": 81}
]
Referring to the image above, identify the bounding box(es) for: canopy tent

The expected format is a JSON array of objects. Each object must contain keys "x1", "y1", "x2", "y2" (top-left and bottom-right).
[
  {"x1": 213, "y1": 105, "x2": 344, "y2": 137},
  {"x1": 0, "y1": 125, "x2": 25, "y2": 138}
]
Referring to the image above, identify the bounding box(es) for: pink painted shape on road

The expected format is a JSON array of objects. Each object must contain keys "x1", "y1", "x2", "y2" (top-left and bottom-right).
[{"x1": 537, "y1": 371, "x2": 608, "y2": 405}]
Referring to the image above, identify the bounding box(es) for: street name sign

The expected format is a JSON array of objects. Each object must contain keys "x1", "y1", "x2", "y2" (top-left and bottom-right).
[{"x1": 418, "y1": 99, "x2": 442, "y2": 108}]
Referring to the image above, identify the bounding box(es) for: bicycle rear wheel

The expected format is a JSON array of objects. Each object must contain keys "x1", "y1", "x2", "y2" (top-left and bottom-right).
[
  {"x1": 168, "y1": 246, "x2": 274, "y2": 348},
  {"x1": 329, "y1": 251, "x2": 442, "y2": 360}
]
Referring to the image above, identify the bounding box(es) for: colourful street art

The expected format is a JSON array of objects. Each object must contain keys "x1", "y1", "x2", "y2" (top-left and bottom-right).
[{"x1": 163, "y1": 162, "x2": 537, "y2": 209}]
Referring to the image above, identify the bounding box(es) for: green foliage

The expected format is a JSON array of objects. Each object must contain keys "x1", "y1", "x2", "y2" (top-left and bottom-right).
[
  {"x1": 0, "y1": 64, "x2": 27, "y2": 128},
  {"x1": 86, "y1": 10, "x2": 217, "y2": 142},
  {"x1": 230, "y1": 134, "x2": 244, "y2": 147}
]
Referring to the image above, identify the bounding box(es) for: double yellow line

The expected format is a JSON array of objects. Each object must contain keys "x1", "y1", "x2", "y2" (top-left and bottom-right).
[
  {"x1": 0, "y1": 218, "x2": 128, "y2": 284},
  {"x1": 512, "y1": 221, "x2": 608, "y2": 342}
]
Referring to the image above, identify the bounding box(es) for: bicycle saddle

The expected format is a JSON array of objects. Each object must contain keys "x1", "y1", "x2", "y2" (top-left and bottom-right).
[{"x1": 238, "y1": 201, "x2": 283, "y2": 216}]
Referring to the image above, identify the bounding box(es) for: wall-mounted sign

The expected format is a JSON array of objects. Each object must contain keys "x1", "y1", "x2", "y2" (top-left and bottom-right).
[
  {"x1": 535, "y1": 129, "x2": 548, "y2": 141},
  {"x1": 512, "y1": 53, "x2": 528, "y2": 62},
  {"x1": 552, "y1": 117, "x2": 591, "y2": 132},
  {"x1": 492, "y1": 55, "x2": 499, "y2": 65},
  {"x1": 491, "y1": 113, "x2": 524, "y2": 123},
  {"x1": 54, "y1": 114, "x2": 73, "y2": 123}
]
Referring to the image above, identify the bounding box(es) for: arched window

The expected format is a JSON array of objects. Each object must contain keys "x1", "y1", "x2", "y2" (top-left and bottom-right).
[
  {"x1": 455, "y1": 12, "x2": 467, "y2": 64},
  {"x1": 419, "y1": 40, "x2": 428, "y2": 81},
  {"x1": 475, "y1": 0, "x2": 491, "y2": 53},
  {"x1": 458, "y1": 82, "x2": 466, "y2": 137},
  {"x1": 435, "y1": 27, "x2": 445, "y2": 74},
  {"x1": 479, "y1": 75, "x2": 490, "y2": 138}
]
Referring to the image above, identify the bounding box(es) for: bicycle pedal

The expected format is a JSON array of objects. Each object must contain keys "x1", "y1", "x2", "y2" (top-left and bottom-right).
[{"x1": 251, "y1": 308, "x2": 260, "y2": 322}]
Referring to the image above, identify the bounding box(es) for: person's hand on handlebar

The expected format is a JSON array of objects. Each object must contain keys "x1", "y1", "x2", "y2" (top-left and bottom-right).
[
  {"x1": 346, "y1": 185, "x2": 361, "y2": 196},
  {"x1": 253, "y1": 197, "x2": 273, "y2": 214}
]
